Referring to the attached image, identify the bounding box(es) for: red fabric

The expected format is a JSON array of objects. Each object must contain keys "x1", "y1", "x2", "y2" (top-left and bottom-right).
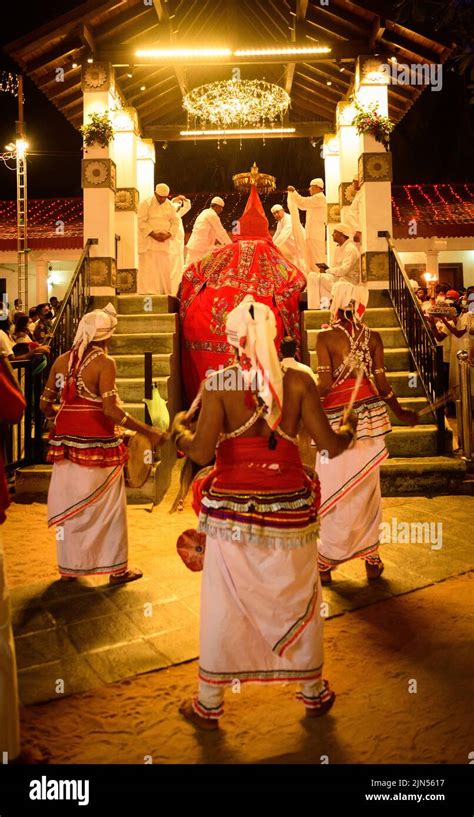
[
  {"x1": 47, "y1": 396, "x2": 128, "y2": 467},
  {"x1": 322, "y1": 377, "x2": 377, "y2": 410},
  {"x1": 0, "y1": 366, "x2": 26, "y2": 523},
  {"x1": 192, "y1": 436, "x2": 318, "y2": 513},
  {"x1": 234, "y1": 184, "x2": 271, "y2": 241},
  {"x1": 179, "y1": 244, "x2": 305, "y2": 404}
]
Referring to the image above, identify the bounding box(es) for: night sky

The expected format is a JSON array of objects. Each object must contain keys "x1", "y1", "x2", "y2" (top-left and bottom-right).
[{"x1": 1, "y1": 0, "x2": 473, "y2": 199}]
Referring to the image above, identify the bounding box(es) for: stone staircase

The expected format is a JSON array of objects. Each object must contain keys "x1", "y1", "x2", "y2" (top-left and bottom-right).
[
  {"x1": 301, "y1": 290, "x2": 467, "y2": 494},
  {"x1": 15, "y1": 294, "x2": 182, "y2": 505}
]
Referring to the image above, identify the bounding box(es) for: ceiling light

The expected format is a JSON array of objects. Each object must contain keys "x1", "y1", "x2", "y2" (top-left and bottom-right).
[
  {"x1": 140, "y1": 85, "x2": 146, "y2": 91},
  {"x1": 234, "y1": 46, "x2": 331, "y2": 56},
  {"x1": 87, "y1": 57, "x2": 94, "y2": 64},
  {"x1": 180, "y1": 127, "x2": 296, "y2": 136},
  {"x1": 326, "y1": 80, "x2": 332, "y2": 86},
  {"x1": 72, "y1": 62, "x2": 78, "y2": 69},
  {"x1": 135, "y1": 48, "x2": 232, "y2": 58}
]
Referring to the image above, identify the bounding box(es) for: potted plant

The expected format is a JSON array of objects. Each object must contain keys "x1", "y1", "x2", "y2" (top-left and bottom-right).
[
  {"x1": 80, "y1": 111, "x2": 115, "y2": 149},
  {"x1": 351, "y1": 99, "x2": 394, "y2": 150}
]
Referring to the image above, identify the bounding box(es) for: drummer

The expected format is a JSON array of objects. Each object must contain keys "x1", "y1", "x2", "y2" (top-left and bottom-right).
[{"x1": 40, "y1": 304, "x2": 167, "y2": 584}]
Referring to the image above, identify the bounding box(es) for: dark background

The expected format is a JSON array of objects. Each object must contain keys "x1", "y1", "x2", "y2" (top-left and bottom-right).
[{"x1": 1, "y1": 0, "x2": 473, "y2": 199}]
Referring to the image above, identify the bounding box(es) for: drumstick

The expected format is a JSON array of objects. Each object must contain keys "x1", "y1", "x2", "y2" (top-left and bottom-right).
[
  {"x1": 416, "y1": 388, "x2": 458, "y2": 416},
  {"x1": 341, "y1": 367, "x2": 364, "y2": 425}
]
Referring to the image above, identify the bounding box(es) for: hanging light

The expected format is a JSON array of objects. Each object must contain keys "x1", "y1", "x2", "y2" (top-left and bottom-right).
[{"x1": 182, "y1": 79, "x2": 290, "y2": 132}]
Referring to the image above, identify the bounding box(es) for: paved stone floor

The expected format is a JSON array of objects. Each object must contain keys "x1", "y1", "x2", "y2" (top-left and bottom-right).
[{"x1": 3, "y1": 466, "x2": 474, "y2": 706}]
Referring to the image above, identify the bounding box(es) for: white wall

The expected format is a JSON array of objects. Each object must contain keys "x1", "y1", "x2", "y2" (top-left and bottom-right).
[
  {"x1": 397, "y1": 244, "x2": 474, "y2": 288},
  {"x1": 0, "y1": 251, "x2": 80, "y2": 310}
]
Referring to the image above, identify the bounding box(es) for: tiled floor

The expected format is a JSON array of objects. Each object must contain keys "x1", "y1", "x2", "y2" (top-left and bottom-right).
[{"x1": 4, "y1": 474, "x2": 473, "y2": 704}]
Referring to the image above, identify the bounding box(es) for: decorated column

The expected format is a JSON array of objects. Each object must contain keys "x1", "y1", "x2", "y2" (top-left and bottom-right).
[
  {"x1": 136, "y1": 138, "x2": 156, "y2": 202},
  {"x1": 112, "y1": 107, "x2": 139, "y2": 294},
  {"x1": 354, "y1": 57, "x2": 393, "y2": 288},
  {"x1": 81, "y1": 61, "x2": 117, "y2": 305},
  {"x1": 323, "y1": 133, "x2": 340, "y2": 265}
]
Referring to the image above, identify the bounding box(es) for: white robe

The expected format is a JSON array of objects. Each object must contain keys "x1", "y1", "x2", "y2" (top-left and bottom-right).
[
  {"x1": 307, "y1": 238, "x2": 362, "y2": 308},
  {"x1": 169, "y1": 198, "x2": 191, "y2": 296},
  {"x1": 186, "y1": 207, "x2": 229, "y2": 265},
  {"x1": 288, "y1": 189, "x2": 327, "y2": 269},
  {"x1": 0, "y1": 531, "x2": 20, "y2": 760},
  {"x1": 137, "y1": 196, "x2": 179, "y2": 295},
  {"x1": 272, "y1": 212, "x2": 301, "y2": 267}
]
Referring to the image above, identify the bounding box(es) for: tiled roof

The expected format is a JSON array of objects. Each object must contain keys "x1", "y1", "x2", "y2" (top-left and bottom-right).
[{"x1": 391, "y1": 183, "x2": 474, "y2": 239}]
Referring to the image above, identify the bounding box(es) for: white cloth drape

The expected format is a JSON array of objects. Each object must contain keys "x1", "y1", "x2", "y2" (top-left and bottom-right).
[{"x1": 47, "y1": 461, "x2": 128, "y2": 577}]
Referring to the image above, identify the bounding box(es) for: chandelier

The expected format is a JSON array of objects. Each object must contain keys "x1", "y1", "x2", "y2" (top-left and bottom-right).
[
  {"x1": 182, "y1": 79, "x2": 290, "y2": 131},
  {"x1": 233, "y1": 162, "x2": 276, "y2": 194}
]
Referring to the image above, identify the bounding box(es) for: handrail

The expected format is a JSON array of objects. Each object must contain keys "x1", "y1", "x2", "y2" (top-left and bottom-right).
[
  {"x1": 380, "y1": 230, "x2": 446, "y2": 454},
  {"x1": 2, "y1": 360, "x2": 43, "y2": 473},
  {"x1": 47, "y1": 237, "x2": 97, "y2": 359}
]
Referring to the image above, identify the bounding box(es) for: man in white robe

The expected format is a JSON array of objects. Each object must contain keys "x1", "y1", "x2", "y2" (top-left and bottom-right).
[
  {"x1": 169, "y1": 195, "x2": 192, "y2": 296},
  {"x1": 137, "y1": 182, "x2": 179, "y2": 295},
  {"x1": 287, "y1": 178, "x2": 327, "y2": 270},
  {"x1": 185, "y1": 197, "x2": 229, "y2": 266},
  {"x1": 271, "y1": 204, "x2": 301, "y2": 267},
  {"x1": 307, "y1": 223, "x2": 362, "y2": 309}
]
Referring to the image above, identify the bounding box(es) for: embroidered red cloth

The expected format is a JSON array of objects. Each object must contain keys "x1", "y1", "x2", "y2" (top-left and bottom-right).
[{"x1": 322, "y1": 377, "x2": 377, "y2": 410}]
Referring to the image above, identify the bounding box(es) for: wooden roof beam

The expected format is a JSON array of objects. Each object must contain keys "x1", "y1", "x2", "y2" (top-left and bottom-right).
[
  {"x1": 285, "y1": 0, "x2": 309, "y2": 95},
  {"x1": 369, "y1": 15, "x2": 386, "y2": 50},
  {"x1": 153, "y1": 0, "x2": 187, "y2": 96}
]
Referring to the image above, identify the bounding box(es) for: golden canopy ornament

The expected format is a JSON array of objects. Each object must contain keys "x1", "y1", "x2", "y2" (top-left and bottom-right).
[{"x1": 232, "y1": 162, "x2": 276, "y2": 194}]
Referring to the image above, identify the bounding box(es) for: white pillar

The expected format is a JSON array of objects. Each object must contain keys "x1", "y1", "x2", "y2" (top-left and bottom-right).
[
  {"x1": 425, "y1": 250, "x2": 439, "y2": 279},
  {"x1": 35, "y1": 259, "x2": 49, "y2": 304},
  {"x1": 137, "y1": 138, "x2": 156, "y2": 202},
  {"x1": 353, "y1": 57, "x2": 393, "y2": 288},
  {"x1": 113, "y1": 107, "x2": 139, "y2": 293},
  {"x1": 336, "y1": 99, "x2": 360, "y2": 231},
  {"x1": 323, "y1": 134, "x2": 340, "y2": 265},
  {"x1": 81, "y1": 62, "x2": 118, "y2": 305}
]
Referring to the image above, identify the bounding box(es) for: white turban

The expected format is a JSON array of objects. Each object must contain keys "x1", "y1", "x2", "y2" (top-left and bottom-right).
[
  {"x1": 310, "y1": 178, "x2": 324, "y2": 188},
  {"x1": 211, "y1": 196, "x2": 225, "y2": 207},
  {"x1": 333, "y1": 222, "x2": 351, "y2": 238},
  {"x1": 225, "y1": 295, "x2": 283, "y2": 430},
  {"x1": 155, "y1": 183, "x2": 170, "y2": 196},
  {"x1": 330, "y1": 282, "x2": 369, "y2": 323},
  {"x1": 271, "y1": 204, "x2": 284, "y2": 214},
  {"x1": 71, "y1": 302, "x2": 118, "y2": 364}
]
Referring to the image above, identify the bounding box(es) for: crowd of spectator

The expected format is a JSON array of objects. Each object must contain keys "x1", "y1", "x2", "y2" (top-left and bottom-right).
[{"x1": 0, "y1": 297, "x2": 62, "y2": 363}]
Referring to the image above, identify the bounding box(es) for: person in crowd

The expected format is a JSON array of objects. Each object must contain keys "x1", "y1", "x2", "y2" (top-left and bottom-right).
[
  {"x1": 7, "y1": 299, "x2": 22, "y2": 325},
  {"x1": 172, "y1": 295, "x2": 357, "y2": 730},
  {"x1": 40, "y1": 304, "x2": 167, "y2": 584},
  {"x1": 0, "y1": 317, "x2": 49, "y2": 362},
  {"x1": 185, "y1": 197, "x2": 229, "y2": 266},
  {"x1": 11, "y1": 314, "x2": 40, "y2": 357},
  {"x1": 33, "y1": 303, "x2": 54, "y2": 344},
  {"x1": 137, "y1": 182, "x2": 179, "y2": 295},
  {"x1": 315, "y1": 282, "x2": 418, "y2": 585},
  {"x1": 280, "y1": 336, "x2": 317, "y2": 380},
  {"x1": 49, "y1": 296, "x2": 61, "y2": 319}
]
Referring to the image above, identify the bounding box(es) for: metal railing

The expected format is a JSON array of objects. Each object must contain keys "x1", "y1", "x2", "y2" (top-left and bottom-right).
[
  {"x1": 381, "y1": 231, "x2": 446, "y2": 454},
  {"x1": 1, "y1": 360, "x2": 43, "y2": 473},
  {"x1": 47, "y1": 237, "x2": 97, "y2": 362}
]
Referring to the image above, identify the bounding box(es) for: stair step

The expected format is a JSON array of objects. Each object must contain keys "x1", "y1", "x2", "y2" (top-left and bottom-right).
[
  {"x1": 116, "y1": 313, "x2": 178, "y2": 333},
  {"x1": 309, "y1": 347, "x2": 412, "y2": 372},
  {"x1": 380, "y1": 456, "x2": 467, "y2": 495},
  {"x1": 15, "y1": 463, "x2": 157, "y2": 505},
  {"x1": 116, "y1": 294, "x2": 178, "y2": 314},
  {"x1": 109, "y1": 332, "x2": 174, "y2": 354},
  {"x1": 388, "y1": 398, "x2": 433, "y2": 425},
  {"x1": 303, "y1": 307, "x2": 399, "y2": 330},
  {"x1": 306, "y1": 326, "x2": 405, "y2": 351},
  {"x1": 386, "y1": 426, "x2": 452, "y2": 457},
  {"x1": 368, "y1": 290, "x2": 392, "y2": 308},
  {"x1": 386, "y1": 371, "x2": 424, "y2": 396},
  {"x1": 116, "y1": 377, "x2": 169, "y2": 402},
  {"x1": 113, "y1": 353, "x2": 173, "y2": 378}
]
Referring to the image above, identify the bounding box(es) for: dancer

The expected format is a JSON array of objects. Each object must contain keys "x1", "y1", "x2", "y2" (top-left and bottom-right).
[
  {"x1": 172, "y1": 295, "x2": 357, "y2": 730},
  {"x1": 40, "y1": 304, "x2": 166, "y2": 583},
  {"x1": 315, "y1": 282, "x2": 418, "y2": 584}
]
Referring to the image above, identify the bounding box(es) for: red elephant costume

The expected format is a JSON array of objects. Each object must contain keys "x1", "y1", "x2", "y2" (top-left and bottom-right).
[{"x1": 179, "y1": 185, "x2": 306, "y2": 404}]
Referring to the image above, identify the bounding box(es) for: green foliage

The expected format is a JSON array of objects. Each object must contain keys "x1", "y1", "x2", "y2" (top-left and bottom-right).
[
  {"x1": 351, "y1": 99, "x2": 395, "y2": 151},
  {"x1": 80, "y1": 111, "x2": 114, "y2": 148}
]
